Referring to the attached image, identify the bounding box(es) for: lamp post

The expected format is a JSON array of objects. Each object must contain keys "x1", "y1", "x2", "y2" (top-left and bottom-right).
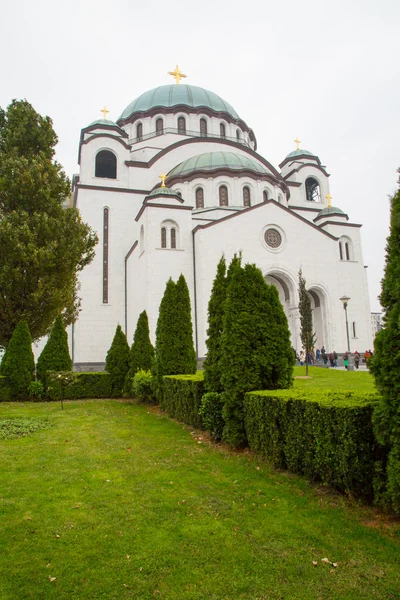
[{"x1": 340, "y1": 295, "x2": 353, "y2": 370}]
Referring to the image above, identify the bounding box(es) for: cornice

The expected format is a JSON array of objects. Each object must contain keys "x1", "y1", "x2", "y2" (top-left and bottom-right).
[
  {"x1": 283, "y1": 163, "x2": 330, "y2": 180},
  {"x1": 76, "y1": 183, "x2": 149, "y2": 195},
  {"x1": 135, "y1": 202, "x2": 193, "y2": 222},
  {"x1": 78, "y1": 133, "x2": 131, "y2": 165}
]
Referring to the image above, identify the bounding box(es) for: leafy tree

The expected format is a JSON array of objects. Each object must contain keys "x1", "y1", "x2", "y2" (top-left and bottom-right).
[
  {"x1": 105, "y1": 325, "x2": 131, "y2": 397},
  {"x1": 221, "y1": 263, "x2": 294, "y2": 447},
  {"x1": 174, "y1": 274, "x2": 197, "y2": 375},
  {"x1": 203, "y1": 256, "x2": 227, "y2": 393},
  {"x1": 36, "y1": 315, "x2": 72, "y2": 388},
  {"x1": 0, "y1": 99, "x2": 97, "y2": 347},
  {"x1": 298, "y1": 269, "x2": 316, "y2": 375},
  {"x1": 124, "y1": 311, "x2": 154, "y2": 394},
  {"x1": 0, "y1": 320, "x2": 34, "y2": 398},
  {"x1": 369, "y1": 182, "x2": 400, "y2": 512}
]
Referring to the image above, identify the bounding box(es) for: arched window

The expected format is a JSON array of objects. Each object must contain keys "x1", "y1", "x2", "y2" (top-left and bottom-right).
[
  {"x1": 219, "y1": 185, "x2": 229, "y2": 207},
  {"x1": 236, "y1": 129, "x2": 240, "y2": 141},
  {"x1": 305, "y1": 177, "x2": 321, "y2": 202},
  {"x1": 243, "y1": 186, "x2": 251, "y2": 207},
  {"x1": 178, "y1": 116, "x2": 186, "y2": 134},
  {"x1": 196, "y1": 188, "x2": 204, "y2": 209},
  {"x1": 156, "y1": 118, "x2": 164, "y2": 136},
  {"x1": 339, "y1": 242, "x2": 343, "y2": 260},
  {"x1": 345, "y1": 242, "x2": 350, "y2": 261},
  {"x1": 95, "y1": 150, "x2": 117, "y2": 179},
  {"x1": 161, "y1": 227, "x2": 167, "y2": 248},
  {"x1": 263, "y1": 190, "x2": 269, "y2": 202},
  {"x1": 171, "y1": 228, "x2": 176, "y2": 249},
  {"x1": 339, "y1": 236, "x2": 354, "y2": 261},
  {"x1": 200, "y1": 118, "x2": 207, "y2": 137},
  {"x1": 136, "y1": 123, "x2": 143, "y2": 141},
  {"x1": 103, "y1": 208, "x2": 109, "y2": 303},
  {"x1": 220, "y1": 123, "x2": 226, "y2": 138}
]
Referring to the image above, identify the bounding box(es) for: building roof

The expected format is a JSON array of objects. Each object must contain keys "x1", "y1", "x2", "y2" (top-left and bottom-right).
[
  {"x1": 285, "y1": 148, "x2": 316, "y2": 159},
  {"x1": 89, "y1": 118, "x2": 119, "y2": 127},
  {"x1": 317, "y1": 206, "x2": 346, "y2": 217},
  {"x1": 148, "y1": 186, "x2": 180, "y2": 197},
  {"x1": 168, "y1": 151, "x2": 270, "y2": 178},
  {"x1": 119, "y1": 84, "x2": 240, "y2": 120}
]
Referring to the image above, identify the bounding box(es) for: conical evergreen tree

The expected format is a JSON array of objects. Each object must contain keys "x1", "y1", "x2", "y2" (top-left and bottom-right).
[
  {"x1": 298, "y1": 269, "x2": 316, "y2": 376},
  {"x1": 1, "y1": 320, "x2": 34, "y2": 398},
  {"x1": 123, "y1": 311, "x2": 154, "y2": 394},
  {"x1": 174, "y1": 274, "x2": 197, "y2": 374},
  {"x1": 37, "y1": 315, "x2": 72, "y2": 387},
  {"x1": 203, "y1": 255, "x2": 227, "y2": 393},
  {"x1": 369, "y1": 183, "x2": 400, "y2": 512},
  {"x1": 221, "y1": 263, "x2": 294, "y2": 447},
  {"x1": 105, "y1": 324, "x2": 131, "y2": 396}
]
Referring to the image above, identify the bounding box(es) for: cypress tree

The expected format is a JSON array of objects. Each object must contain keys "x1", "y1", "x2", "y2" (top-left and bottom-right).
[
  {"x1": 37, "y1": 315, "x2": 72, "y2": 387},
  {"x1": 203, "y1": 256, "x2": 227, "y2": 393},
  {"x1": 221, "y1": 263, "x2": 294, "y2": 447},
  {"x1": 124, "y1": 311, "x2": 154, "y2": 394},
  {"x1": 369, "y1": 183, "x2": 400, "y2": 512},
  {"x1": 174, "y1": 274, "x2": 197, "y2": 374},
  {"x1": 155, "y1": 278, "x2": 178, "y2": 376},
  {"x1": 105, "y1": 324, "x2": 131, "y2": 396},
  {"x1": 1, "y1": 320, "x2": 34, "y2": 398},
  {"x1": 298, "y1": 269, "x2": 316, "y2": 376}
]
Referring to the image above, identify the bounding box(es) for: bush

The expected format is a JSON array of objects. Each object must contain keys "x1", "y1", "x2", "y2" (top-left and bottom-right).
[
  {"x1": 0, "y1": 376, "x2": 11, "y2": 401},
  {"x1": 37, "y1": 315, "x2": 72, "y2": 388},
  {"x1": 243, "y1": 389, "x2": 383, "y2": 500},
  {"x1": 47, "y1": 371, "x2": 113, "y2": 400},
  {"x1": 105, "y1": 325, "x2": 131, "y2": 397},
  {"x1": 0, "y1": 321, "x2": 34, "y2": 399},
  {"x1": 199, "y1": 392, "x2": 225, "y2": 441},
  {"x1": 28, "y1": 381, "x2": 44, "y2": 401},
  {"x1": 132, "y1": 370, "x2": 155, "y2": 403},
  {"x1": 162, "y1": 373, "x2": 205, "y2": 429}
]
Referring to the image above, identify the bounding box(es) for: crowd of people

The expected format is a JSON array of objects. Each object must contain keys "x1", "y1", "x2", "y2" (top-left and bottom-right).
[{"x1": 296, "y1": 347, "x2": 374, "y2": 369}]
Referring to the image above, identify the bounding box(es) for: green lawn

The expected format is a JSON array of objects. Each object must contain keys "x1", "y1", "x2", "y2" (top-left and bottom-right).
[
  {"x1": 293, "y1": 366, "x2": 376, "y2": 391},
  {"x1": 1, "y1": 400, "x2": 399, "y2": 600}
]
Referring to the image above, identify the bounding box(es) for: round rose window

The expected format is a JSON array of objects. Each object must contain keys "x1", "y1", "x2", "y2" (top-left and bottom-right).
[{"x1": 264, "y1": 228, "x2": 282, "y2": 248}]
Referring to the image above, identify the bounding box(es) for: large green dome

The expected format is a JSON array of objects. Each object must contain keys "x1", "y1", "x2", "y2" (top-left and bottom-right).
[
  {"x1": 119, "y1": 85, "x2": 240, "y2": 121},
  {"x1": 168, "y1": 151, "x2": 270, "y2": 178}
]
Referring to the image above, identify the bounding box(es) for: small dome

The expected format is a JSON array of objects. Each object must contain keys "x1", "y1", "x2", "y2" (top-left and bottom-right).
[
  {"x1": 317, "y1": 206, "x2": 346, "y2": 217},
  {"x1": 285, "y1": 148, "x2": 316, "y2": 159},
  {"x1": 168, "y1": 151, "x2": 269, "y2": 178},
  {"x1": 88, "y1": 118, "x2": 119, "y2": 127},
  {"x1": 119, "y1": 84, "x2": 240, "y2": 121},
  {"x1": 148, "y1": 187, "x2": 180, "y2": 197}
]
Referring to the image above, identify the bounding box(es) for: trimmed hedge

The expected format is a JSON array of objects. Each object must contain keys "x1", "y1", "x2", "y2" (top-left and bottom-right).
[
  {"x1": 243, "y1": 389, "x2": 383, "y2": 500},
  {"x1": 47, "y1": 372, "x2": 113, "y2": 400},
  {"x1": 162, "y1": 373, "x2": 205, "y2": 429},
  {"x1": 0, "y1": 376, "x2": 11, "y2": 401},
  {"x1": 199, "y1": 392, "x2": 225, "y2": 441}
]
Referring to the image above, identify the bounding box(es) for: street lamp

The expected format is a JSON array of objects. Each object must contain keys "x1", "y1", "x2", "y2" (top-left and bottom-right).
[{"x1": 340, "y1": 295, "x2": 353, "y2": 370}]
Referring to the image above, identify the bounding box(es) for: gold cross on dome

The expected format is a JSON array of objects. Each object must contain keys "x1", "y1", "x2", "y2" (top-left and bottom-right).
[
  {"x1": 101, "y1": 107, "x2": 109, "y2": 120},
  {"x1": 168, "y1": 65, "x2": 187, "y2": 84},
  {"x1": 159, "y1": 173, "x2": 167, "y2": 188},
  {"x1": 325, "y1": 194, "x2": 332, "y2": 207},
  {"x1": 294, "y1": 137, "x2": 301, "y2": 150}
]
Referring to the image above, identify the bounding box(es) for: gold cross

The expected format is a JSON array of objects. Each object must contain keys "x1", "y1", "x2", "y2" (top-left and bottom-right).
[
  {"x1": 325, "y1": 194, "x2": 332, "y2": 207},
  {"x1": 101, "y1": 107, "x2": 109, "y2": 120},
  {"x1": 168, "y1": 65, "x2": 187, "y2": 84},
  {"x1": 159, "y1": 173, "x2": 167, "y2": 188},
  {"x1": 294, "y1": 137, "x2": 301, "y2": 150}
]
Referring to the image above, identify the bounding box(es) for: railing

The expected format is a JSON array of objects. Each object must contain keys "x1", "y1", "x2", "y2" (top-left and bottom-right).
[{"x1": 128, "y1": 127, "x2": 252, "y2": 149}]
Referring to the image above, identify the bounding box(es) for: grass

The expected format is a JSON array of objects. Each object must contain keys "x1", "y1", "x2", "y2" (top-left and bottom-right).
[
  {"x1": 292, "y1": 366, "x2": 376, "y2": 391},
  {"x1": 0, "y1": 399, "x2": 399, "y2": 600}
]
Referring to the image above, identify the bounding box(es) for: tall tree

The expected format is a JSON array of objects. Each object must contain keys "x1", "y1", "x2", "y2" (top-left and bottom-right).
[
  {"x1": 105, "y1": 325, "x2": 131, "y2": 397},
  {"x1": 36, "y1": 315, "x2": 72, "y2": 388},
  {"x1": 221, "y1": 263, "x2": 294, "y2": 447},
  {"x1": 369, "y1": 182, "x2": 400, "y2": 512},
  {"x1": 174, "y1": 274, "x2": 197, "y2": 375},
  {"x1": 298, "y1": 269, "x2": 316, "y2": 375},
  {"x1": 0, "y1": 320, "x2": 34, "y2": 399},
  {"x1": 0, "y1": 100, "x2": 97, "y2": 347},
  {"x1": 203, "y1": 256, "x2": 227, "y2": 393},
  {"x1": 124, "y1": 311, "x2": 155, "y2": 393}
]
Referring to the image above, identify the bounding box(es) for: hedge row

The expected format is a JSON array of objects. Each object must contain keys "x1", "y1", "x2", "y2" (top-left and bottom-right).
[
  {"x1": 0, "y1": 376, "x2": 11, "y2": 401},
  {"x1": 161, "y1": 373, "x2": 205, "y2": 429},
  {"x1": 47, "y1": 372, "x2": 113, "y2": 400},
  {"x1": 243, "y1": 389, "x2": 383, "y2": 500}
]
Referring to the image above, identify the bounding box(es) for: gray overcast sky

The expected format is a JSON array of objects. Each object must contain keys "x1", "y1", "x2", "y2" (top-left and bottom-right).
[{"x1": 1, "y1": 0, "x2": 399, "y2": 312}]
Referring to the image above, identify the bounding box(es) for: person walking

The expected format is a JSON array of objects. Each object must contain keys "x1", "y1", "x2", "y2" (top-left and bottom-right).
[
  {"x1": 329, "y1": 352, "x2": 334, "y2": 368},
  {"x1": 333, "y1": 351, "x2": 338, "y2": 367},
  {"x1": 299, "y1": 350, "x2": 305, "y2": 366},
  {"x1": 316, "y1": 348, "x2": 321, "y2": 362},
  {"x1": 343, "y1": 351, "x2": 349, "y2": 369},
  {"x1": 354, "y1": 351, "x2": 360, "y2": 369}
]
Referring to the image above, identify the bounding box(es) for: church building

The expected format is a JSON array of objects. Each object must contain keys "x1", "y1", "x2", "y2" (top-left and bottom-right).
[{"x1": 72, "y1": 66, "x2": 372, "y2": 369}]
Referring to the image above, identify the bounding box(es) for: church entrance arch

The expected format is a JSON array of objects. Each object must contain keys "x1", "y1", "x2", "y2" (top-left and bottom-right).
[
  {"x1": 307, "y1": 286, "x2": 330, "y2": 352},
  {"x1": 265, "y1": 270, "x2": 299, "y2": 349}
]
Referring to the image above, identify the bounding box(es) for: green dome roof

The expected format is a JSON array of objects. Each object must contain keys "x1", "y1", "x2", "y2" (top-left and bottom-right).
[
  {"x1": 119, "y1": 85, "x2": 240, "y2": 121},
  {"x1": 89, "y1": 118, "x2": 119, "y2": 127},
  {"x1": 148, "y1": 187, "x2": 180, "y2": 197},
  {"x1": 168, "y1": 152, "x2": 269, "y2": 178},
  {"x1": 286, "y1": 148, "x2": 315, "y2": 159},
  {"x1": 316, "y1": 206, "x2": 346, "y2": 218}
]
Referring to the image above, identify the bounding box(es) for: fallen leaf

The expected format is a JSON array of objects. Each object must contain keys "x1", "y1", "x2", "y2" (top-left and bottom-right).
[
  {"x1": 332, "y1": 562, "x2": 338, "y2": 568},
  {"x1": 126, "y1": 448, "x2": 131, "y2": 453},
  {"x1": 74, "y1": 505, "x2": 80, "y2": 509},
  {"x1": 321, "y1": 558, "x2": 329, "y2": 564},
  {"x1": 55, "y1": 534, "x2": 60, "y2": 539},
  {"x1": 256, "y1": 467, "x2": 260, "y2": 470},
  {"x1": 312, "y1": 561, "x2": 318, "y2": 567},
  {"x1": 48, "y1": 576, "x2": 56, "y2": 583},
  {"x1": 27, "y1": 517, "x2": 32, "y2": 521},
  {"x1": 330, "y1": 569, "x2": 335, "y2": 573},
  {"x1": 106, "y1": 480, "x2": 111, "y2": 483},
  {"x1": 46, "y1": 564, "x2": 51, "y2": 568},
  {"x1": 126, "y1": 555, "x2": 130, "y2": 559},
  {"x1": 139, "y1": 567, "x2": 143, "y2": 572}
]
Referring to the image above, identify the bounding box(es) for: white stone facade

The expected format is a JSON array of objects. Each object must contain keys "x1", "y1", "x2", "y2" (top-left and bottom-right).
[{"x1": 71, "y1": 83, "x2": 373, "y2": 368}]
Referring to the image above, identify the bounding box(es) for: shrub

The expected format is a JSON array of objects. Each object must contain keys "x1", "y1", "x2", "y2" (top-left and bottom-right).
[
  {"x1": 199, "y1": 392, "x2": 225, "y2": 441},
  {"x1": 28, "y1": 381, "x2": 44, "y2": 401},
  {"x1": 105, "y1": 325, "x2": 131, "y2": 397},
  {"x1": 132, "y1": 370, "x2": 155, "y2": 403},
  {"x1": 124, "y1": 311, "x2": 154, "y2": 395},
  {"x1": 37, "y1": 315, "x2": 72, "y2": 388},
  {"x1": 0, "y1": 321, "x2": 34, "y2": 399},
  {"x1": 0, "y1": 376, "x2": 11, "y2": 401},
  {"x1": 47, "y1": 371, "x2": 112, "y2": 400},
  {"x1": 243, "y1": 389, "x2": 383, "y2": 500},
  {"x1": 162, "y1": 373, "x2": 205, "y2": 428}
]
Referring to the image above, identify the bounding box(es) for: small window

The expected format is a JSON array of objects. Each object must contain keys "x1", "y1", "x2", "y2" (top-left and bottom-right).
[
  {"x1": 263, "y1": 190, "x2": 269, "y2": 202},
  {"x1": 196, "y1": 188, "x2": 204, "y2": 209},
  {"x1": 339, "y1": 242, "x2": 343, "y2": 260},
  {"x1": 103, "y1": 207, "x2": 109, "y2": 303},
  {"x1": 95, "y1": 150, "x2": 117, "y2": 179},
  {"x1": 305, "y1": 177, "x2": 321, "y2": 202},
  {"x1": 243, "y1": 186, "x2": 251, "y2": 207},
  {"x1": 220, "y1": 123, "x2": 226, "y2": 138},
  {"x1": 352, "y1": 321, "x2": 356, "y2": 337},
  {"x1": 156, "y1": 118, "x2": 163, "y2": 136},
  {"x1": 345, "y1": 242, "x2": 350, "y2": 261},
  {"x1": 200, "y1": 118, "x2": 207, "y2": 137},
  {"x1": 236, "y1": 129, "x2": 240, "y2": 141},
  {"x1": 161, "y1": 227, "x2": 167, "y2": 248},
  {"x1": 171, "y1": 228, "x2": 176, "y2": 249},
  {"x1": 178, "y1": 116, "x2": 186, "y2": 134},
  {"x1": 219, "y1": 185, "x2": 228, "y2": 207},
  {"x1": 136, "y1": 123, "x2": 143, "y2": 141}
]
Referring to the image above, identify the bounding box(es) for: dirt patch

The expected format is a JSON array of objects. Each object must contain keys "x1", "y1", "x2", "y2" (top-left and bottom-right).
[{"x1": 294, "y1": 376, "x2": 312, "y2": 380}]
